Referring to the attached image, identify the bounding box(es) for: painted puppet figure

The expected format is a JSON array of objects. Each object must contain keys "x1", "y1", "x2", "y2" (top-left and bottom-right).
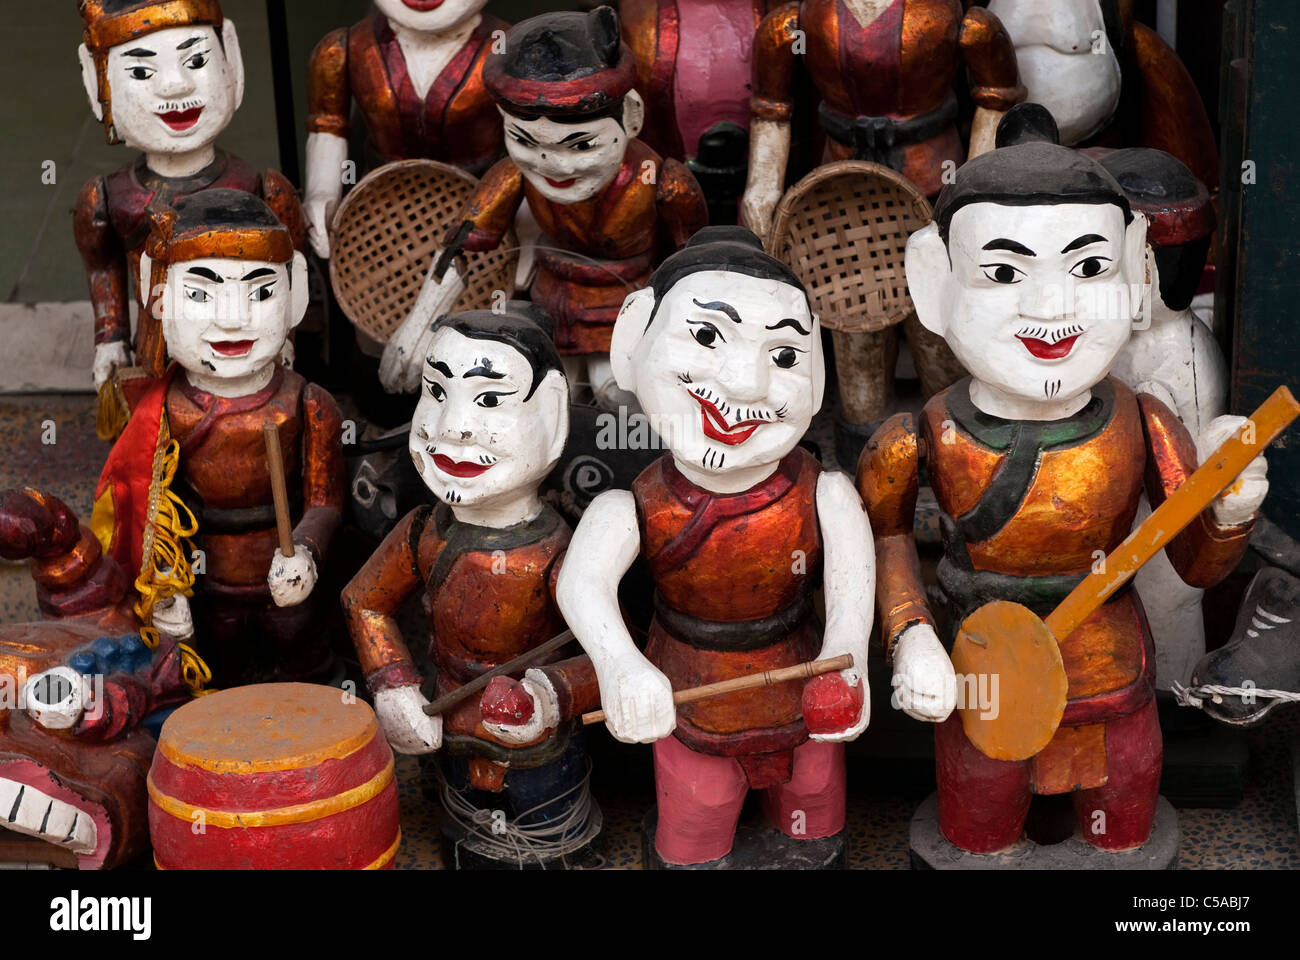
[
  {"x1": 379, "y1": 6, "x2": 708, "y2": 409},
  {"x1": 860, "y1": 107, "x2": 1266, "y2": 854},
  {"x1": 0, "y1": 489, "x2": 191, "y2": 869},
  {"x1": 75, "y1": 0, "x2": 306, "y2": 393},
  {"x1": 343, "y1": 306, "x2": 603, "y2": 864},
  {"x1": 620, "y1": 0, "x2": 784, "y2": 224},
  {"x1": 91, "y1": 191, "x2": 345, "y2": 690},
  {"x1": 741, "y1": 0, "x2": 1026, "y2": 240},
  {"x1": 1103, "y1": 147, "x2": 1225, "y2": 691},
  {"x1": 550, "y1": 226, "x2": 951, "y2": 867},
  {"x1": 986, "y1": 0, "x2": 1220, "y2": 190},
  {"x1": 304, "y1": 0, "x2": 508, "y2": 259}
]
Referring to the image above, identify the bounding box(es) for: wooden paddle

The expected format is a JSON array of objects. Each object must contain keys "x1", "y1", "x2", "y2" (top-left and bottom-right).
[
  {"x1": 581, "y1": 654, "x2": 855, "y2": 726},
  {"x1": 262, "y1": 423, "x2": 295, "y2": 559},
  {"x1": 952, "y1": 386, "x2": 1300, "y2": 762}
]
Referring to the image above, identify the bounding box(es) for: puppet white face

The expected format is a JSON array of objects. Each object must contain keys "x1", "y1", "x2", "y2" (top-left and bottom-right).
[
  {"x1": 987, "y1": 0, "x2": 1121, "y2": 145},
  {"x1": 409, "y1": 327, "x2": 568, "y2": 509},
  {"x1": 375, "y1": 0, "x2": 488, "y2": 34},
  {"x1": 616, "y1": 271, "x2": 822, "y2": 478},
  {"x1": 158, "y1": 255, "x2": 304, "y2": 384},
  {"x1": 98, "y1": 24, "x2": 240, "y2": 154},
  {"x1": 500, "y1": 97, "x2": 642, "y2": 203},
  {"x1": 921, "y1": 201, "x2": 1145, "y2": 408}
]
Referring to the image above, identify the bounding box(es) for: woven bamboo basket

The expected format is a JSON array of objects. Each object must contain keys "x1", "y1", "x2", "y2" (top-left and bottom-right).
[
  {"x1": 329, "y1": 159, "x2": 519, "y2": 344},
  {"x1": 766, "y1": 160, "x2": 932, "y2": 334}
]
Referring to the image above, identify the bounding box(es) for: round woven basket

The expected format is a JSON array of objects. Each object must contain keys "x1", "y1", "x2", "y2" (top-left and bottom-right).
[
  {"x1": 329, "y1": 159, "x2": 519, "y2": 344},
  {"x1": 767, "y1": 160, "x2": 932, "y2": 334}
]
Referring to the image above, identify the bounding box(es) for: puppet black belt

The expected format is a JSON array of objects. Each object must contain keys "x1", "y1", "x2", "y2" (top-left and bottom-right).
[
  {"x1": 192, "y1": 495, "x2": 301, "y2": 534},
  {"x1": 818, "y1": 94, "x2": 958, "y2": 165},
  {"x1": 652, "y1": 590, "x2": 814, "y2": 652}
]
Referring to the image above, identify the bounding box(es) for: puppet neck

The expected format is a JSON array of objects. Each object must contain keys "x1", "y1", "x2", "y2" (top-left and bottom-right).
[
  {"x1": 387, "y1": 13, "x2": 482, "y2": 99},
  {"x1": 968, "y1": 377, "x2": 1093, "y2": 422},
  {"x1": 450, "y1": 488, "x2": 545, "y2": 530},
  {"x1": 183, "y1": 359, "x2": 278, "y2": 399},
  {"x1": 144, "y1": 143, "x2": 218, "y2": 180},
  {"x1": 672, "y1": 456, "x2": 780, "y2": 495}
]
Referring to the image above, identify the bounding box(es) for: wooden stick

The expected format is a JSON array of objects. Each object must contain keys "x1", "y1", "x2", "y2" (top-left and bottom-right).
[
  {"x1": 582, "y1": 654, "x2": 854, "y2": 726},
  {"x1": 262, "y1": 422, "x2": 295, "y2": 559},
  {"x1": 1045, "y1": 386, "x2": 1300, "y2": 642},
  {"x1": 422, "y1": 630, "x2": 575, "y2": 717}
]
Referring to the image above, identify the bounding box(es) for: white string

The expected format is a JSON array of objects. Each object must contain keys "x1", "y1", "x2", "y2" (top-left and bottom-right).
[
  {"x1": 436, "y1": 759, "x2": 603, "y2": 870},
  {"x1": 1170, "y1": 681, "x2": 1300, "y2": 709}
]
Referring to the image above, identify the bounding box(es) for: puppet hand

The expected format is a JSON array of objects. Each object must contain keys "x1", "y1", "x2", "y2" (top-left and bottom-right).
[
  {"x1": 740, "y1": 181, "x2": 780, "y2": 244},
  {"x1": 480, "y1": 669, "x2": 561, "y2": 745},
  {"x1": 267, "y1": 544, "x2": 317, "y2": 607},
  {"x1": 1198, "y1": 415, "x2": 1269, "y2": 527},
  {"x1": 891, "y1": 624, "x2": 957, "y2": 723},
  {"x1": 151, "y1": 594, "x2": 194, "y2": 640},
  {"x1": 804, "y1": 667, "x2": 869, "y2": 741},
  {"x1": 24, "y1": 666, "x2": 91, "y2": 731},
  {"x1": 374, "y1": 685, "x2": 442, "y2": 754},
  {"x1": 379, "y1": 265, "x2": 465, "y2": 393},
  {"x1": 304, "y1": 194, "x2": 337, "y2": 260},
  {"x1": 93, "y1": 342, "x2": 130, "y2": 391},
  {"x1": 596, "y1": 656, "x2": 675, "y2": 744}
]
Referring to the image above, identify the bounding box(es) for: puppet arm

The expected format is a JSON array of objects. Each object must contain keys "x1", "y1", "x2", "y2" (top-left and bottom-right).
[
  {"x1": 74, "y1": 175, "x2": 132, "y2": 388},
  {"x1": 741, "y1": 3, "x2": 800, "y2": 241},
  {"x1": 958, "y1": 5, "x2": 1026, "y2": 159},
  {"x1": 304, "y1": 27, "x2": 351, "y2": 259}
]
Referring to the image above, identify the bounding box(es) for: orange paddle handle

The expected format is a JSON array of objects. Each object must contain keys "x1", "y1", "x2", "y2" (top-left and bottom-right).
[
  {"x1": 1045, "y1": 385, "x2": 1299, "y2": 641},
  {"x1": 581, "y1": 654, "x2": 854, "y2": 726}
]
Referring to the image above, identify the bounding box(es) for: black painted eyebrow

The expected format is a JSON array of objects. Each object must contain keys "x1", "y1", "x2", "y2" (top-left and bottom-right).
[
  {"x1": 241, "y1": 268, "x2": 276, "y2": 281},
  {"x1": 426, "y1": 360, "x2": 453, "y2": 378},
  {"x1": 177, "y1": 36, "x2": 204, "y2": 50},
  {"x1": 185, "y1": 267, "x2": 222, "y2": 282},
  {"x1": 559, "y1": 131, "x2": 595, "y2": 143},
  {"x1": 464, "y1": 364, "x2": 506, "y2": 380},
  {"x1": 982, "y1": 239, "x2": 1037, "y2": 256},
  {"x1": 766, "y1": 317, "x2": 810, "y2": 336},
  {"x1": 124, "y1": 47, "x2": 156, "y2": 57},
  {"x1": 1061, "y1": 234, "x2": 1108, "y2": 254},
  {"x1": 508, "y1": 125, "x2": 540, "y2": 145},
  {"x1": 692, "y1": 299, "x2": 743, "y2": 324}
]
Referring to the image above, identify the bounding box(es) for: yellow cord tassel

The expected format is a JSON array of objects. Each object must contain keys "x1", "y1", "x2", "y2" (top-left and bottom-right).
[
  {"x1": 132, "y1": 439, "x2": 215, "y2": 696},
  {"x1": 96, "y1": 377, "x2": 129, "y2": 441}
]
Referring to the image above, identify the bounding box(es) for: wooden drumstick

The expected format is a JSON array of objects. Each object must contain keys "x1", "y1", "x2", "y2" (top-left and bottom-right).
[
  {"x1": 581, "y1": 654, "x2": 855, "y2": 726},
  {"x1": 262, "y1": 423, "x2": 295, "y2": 559}
]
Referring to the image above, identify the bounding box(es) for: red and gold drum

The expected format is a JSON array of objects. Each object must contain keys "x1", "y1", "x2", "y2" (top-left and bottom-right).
[{"x1": 148, "y1": 683, "x2": 400, "y2": 869}]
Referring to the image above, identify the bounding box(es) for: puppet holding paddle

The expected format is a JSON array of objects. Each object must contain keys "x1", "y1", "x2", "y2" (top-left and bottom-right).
[{"x1": 860, "y1": 104, "x2": 1288, "y2": 858}]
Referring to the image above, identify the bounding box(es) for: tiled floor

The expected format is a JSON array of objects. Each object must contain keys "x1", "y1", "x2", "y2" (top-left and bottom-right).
[{"x1": 1, "y1": 391, "x2": 1296, "y2": 871}]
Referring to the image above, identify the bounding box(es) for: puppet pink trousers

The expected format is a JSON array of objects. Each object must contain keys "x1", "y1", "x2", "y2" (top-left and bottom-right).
[
  {"x1": 652, "y1": 734, "x2": 846, "y2": 864},
  {"x1": 934, "y1": 698, "x2": 1163, "y2": 854}
]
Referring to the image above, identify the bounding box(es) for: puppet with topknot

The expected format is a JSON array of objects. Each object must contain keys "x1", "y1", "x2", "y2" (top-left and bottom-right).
[
  {"x1": 343, "y1": 304, "x2": 604, "y2": 868},
  {"x1": 859, "y1": 104, "x2": 1267, "y2": 862},
  {"x1": 379, "y1": 5, "x2": 708, "y2": 410},
  {"x1": 91, "y1": 190, "x2": 344, "y2": 691},
  {"x1": 75, "y1": 0, "x2": 306, "y2": 408}
]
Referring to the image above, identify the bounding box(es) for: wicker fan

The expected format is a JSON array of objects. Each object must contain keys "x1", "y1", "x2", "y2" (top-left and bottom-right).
[
  {"x1": 766, "y1": 160, "x2": 932, "y2": 334},
  {"x1": 329, "y1": 159, "x2": 519, "y2": 344}
]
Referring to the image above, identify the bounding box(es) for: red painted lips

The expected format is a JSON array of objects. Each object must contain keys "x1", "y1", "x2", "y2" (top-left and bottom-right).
[
  {"x1": 1017, "y1": 334, "x2": 1080, "y2": 360},
  {"x1": 159, "y1": 107, "x2": 203, "y2": 131},
  {"x1": 545, "y1": 177, "x2": 577, "y2": 189},
  {"x1": 433, "y1": 454, "x2": 493, "y2": 478},
  {"x1": 209, "y1": 340, "x2": 255, "y2": 358},
  {"x1": 401, "y1": 0, "x2": 446, "y2": 9},
  {"x1": 690, "y1": 393, "x2": 767, "y2": 446}
]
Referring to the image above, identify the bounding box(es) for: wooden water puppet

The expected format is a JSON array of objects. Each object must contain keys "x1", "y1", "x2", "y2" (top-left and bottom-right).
[
  {"x1": 1103, "y1": 147, "x2": 1226, "y2": 692},
  {"x1": 378, "y1": 6, "x2": 708, "y2": 410},
  {"x1": 554, "y1": 226, "x2": 922, "y2": 869},
  {"x1": 148, "y1": 683, "x2": 401, "y2": 869},
  {"x1": 740, "y1": 0, "x2": 1027, "y2": 242},
  {"x1": 92, "y1": 191, "x2": 345, "y2": 690},
  {"x1": 0, "y1": 489, "x2": 192, "y2": 869},
  {"x1": 343, "y1": 305, "x2": 604, "y2": 869},
  {"x1": 620, "y1": 0, "x2": 785, "y2": 224},
  {"x1": 859, "y1": 105, "x2": 1271, "y2": 860},
  {"x1": 75, "y1": 0, "x2": 306, "y2": 402},
  {"x1": 304, "y1": 0, "x2": 509, "y2": 260},
  {"x1": 986, "y1": 0, "x2": 1220, "y2": 190}
]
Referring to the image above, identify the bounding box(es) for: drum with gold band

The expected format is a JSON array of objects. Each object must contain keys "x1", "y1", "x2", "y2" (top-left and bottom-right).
[{"x1": 148, "y1": 683, "x2": 400, "y2": 870}]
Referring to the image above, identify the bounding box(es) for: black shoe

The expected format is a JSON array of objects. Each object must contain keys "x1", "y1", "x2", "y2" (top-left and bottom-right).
[{"x1": 1188, "y1": 566, "x2": 1300, "y2": 726}]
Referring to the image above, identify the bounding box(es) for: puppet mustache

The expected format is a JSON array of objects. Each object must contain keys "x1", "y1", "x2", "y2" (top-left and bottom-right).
[
  {"x1": 1015, "y1": 322, "x2": 1085, "y2": 344},
  {"x1": 686, "y1": 385, "x2": 780, "y2": 428}
]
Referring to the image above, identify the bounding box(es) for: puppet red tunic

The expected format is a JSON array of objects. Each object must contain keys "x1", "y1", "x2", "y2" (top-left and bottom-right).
[{"x1": 306, "y1": 9, "x2": 506, "y2": 176}]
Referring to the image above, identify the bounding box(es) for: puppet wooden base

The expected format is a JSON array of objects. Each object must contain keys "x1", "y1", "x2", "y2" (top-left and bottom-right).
[
  {"x1": 909, "y1": 794, "x2": 1179, "y2": 870},
  {"x1": 640, "y1": 807, "x2": 846, "y2": 870}
]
